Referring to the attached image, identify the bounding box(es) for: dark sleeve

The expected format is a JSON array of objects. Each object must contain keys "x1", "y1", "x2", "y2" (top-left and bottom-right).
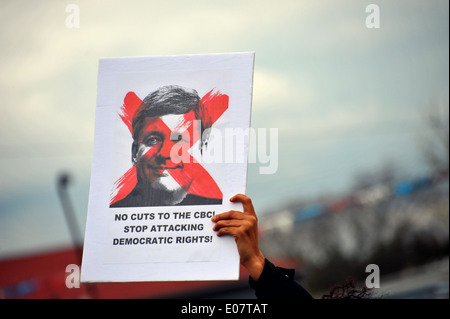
[{"x1": 248, "y1": 258, "x2": 314, "y2": 299}]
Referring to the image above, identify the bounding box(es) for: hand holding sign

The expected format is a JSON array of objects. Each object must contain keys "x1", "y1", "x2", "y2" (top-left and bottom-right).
[{"x1": 212, "y1": 194, "x2": 266, "y2": 281}]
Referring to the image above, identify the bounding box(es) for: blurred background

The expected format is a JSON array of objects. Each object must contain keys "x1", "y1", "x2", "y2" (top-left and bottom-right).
[{"x1": 0, "y1": 0, "x2": 448, "y2": 299}]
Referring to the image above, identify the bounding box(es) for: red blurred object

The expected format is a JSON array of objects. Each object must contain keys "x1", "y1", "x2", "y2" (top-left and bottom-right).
[{"x1": 0, "y1": 247, "x2": 302, "y2": 299}]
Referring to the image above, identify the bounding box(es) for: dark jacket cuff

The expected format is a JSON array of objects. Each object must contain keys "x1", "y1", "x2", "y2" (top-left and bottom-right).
[{"x1": 248, "y1": 258, "x2": 314, "y2": 299}]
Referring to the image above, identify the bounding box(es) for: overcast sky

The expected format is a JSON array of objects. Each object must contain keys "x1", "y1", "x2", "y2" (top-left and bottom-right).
[{"x1": 0, "y1": 0, "x2": 448, "y2": 259}]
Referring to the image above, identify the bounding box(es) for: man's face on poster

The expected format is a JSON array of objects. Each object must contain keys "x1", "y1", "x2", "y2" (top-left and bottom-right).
[{"x1": 133, "y1": 111, "x2": 195, "y2": 194}]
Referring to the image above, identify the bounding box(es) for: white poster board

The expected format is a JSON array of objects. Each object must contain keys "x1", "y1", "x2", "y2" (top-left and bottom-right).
[{"x1": 81, "y1": 52, "x2": 254, "y2": 282}]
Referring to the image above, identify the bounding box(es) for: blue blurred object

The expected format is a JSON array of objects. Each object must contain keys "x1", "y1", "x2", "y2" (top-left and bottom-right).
[
  {"x1": 295, "y1": 204, "x2": 323, "y2": 222},
  {"x1": 394, "y1": 181, "x2": 415, "y2": 195},
  {"x1": 413, "y1": 176, "x2": 431, "y2": 189}
]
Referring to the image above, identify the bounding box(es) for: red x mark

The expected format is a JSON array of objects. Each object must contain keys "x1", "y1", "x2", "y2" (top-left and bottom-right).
[{"x1": 110, "y1": 89, "x2": 228, "y2": 206}]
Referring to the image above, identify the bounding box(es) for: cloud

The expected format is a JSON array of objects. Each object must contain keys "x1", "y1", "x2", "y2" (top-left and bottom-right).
[{"x1": 252, "y1": 68, "x2": 314, "y2": 111}]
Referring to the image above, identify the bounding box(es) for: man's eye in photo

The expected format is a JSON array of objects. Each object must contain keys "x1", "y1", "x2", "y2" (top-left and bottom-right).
[{"x1": 145, "y1": 136, "x2": 161, "y2": 146}]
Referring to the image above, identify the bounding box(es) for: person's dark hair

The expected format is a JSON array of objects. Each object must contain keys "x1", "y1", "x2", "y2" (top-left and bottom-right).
[
  {"x1": 321, "y1": 278, "x2": 373, "y2": 299},
  {"x1": 131, "y1": 85, "x2": 212, "y2": 162},
  {"x1": 132, "y1": 85, "x2": 201, "y2": 138}
]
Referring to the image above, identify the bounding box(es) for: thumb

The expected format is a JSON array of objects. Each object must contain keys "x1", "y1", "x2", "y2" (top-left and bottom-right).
[{"x1": 230, "y1": 194, "x2": 256, "y2": 217}]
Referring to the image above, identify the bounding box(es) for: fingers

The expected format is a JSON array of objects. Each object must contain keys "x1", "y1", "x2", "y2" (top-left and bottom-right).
[
  {"x1": 212, "y1": 210, "x2": 257, "y2": 238},
  {"x1": 211, "y1": 211, "x2": 249, "y2": 236},
  {"x1": 212, "y1": 219, "x2": 244, "y2": 231},
  {"x1": 214, "y1": 220, "x2": 254, "y2": 237},
  {"x1": 211, "y1": 194, "x2": 257, "y2": 238},
  {"x1": 215, "y1": 226, "x2": 237, "y2": 237},
  {"x1": 211, "y1": 210, "x2": 246, "y2": 223}
]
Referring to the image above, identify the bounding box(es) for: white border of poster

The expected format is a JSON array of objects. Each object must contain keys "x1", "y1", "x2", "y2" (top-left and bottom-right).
[{"x1": 81, "y1": 52, "x2": 254, "y2": 282}]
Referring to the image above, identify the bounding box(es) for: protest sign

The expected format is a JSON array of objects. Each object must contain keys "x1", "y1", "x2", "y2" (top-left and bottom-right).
[{"x1": 81, "y1": 52, "x2": 254, "y2": 282}]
